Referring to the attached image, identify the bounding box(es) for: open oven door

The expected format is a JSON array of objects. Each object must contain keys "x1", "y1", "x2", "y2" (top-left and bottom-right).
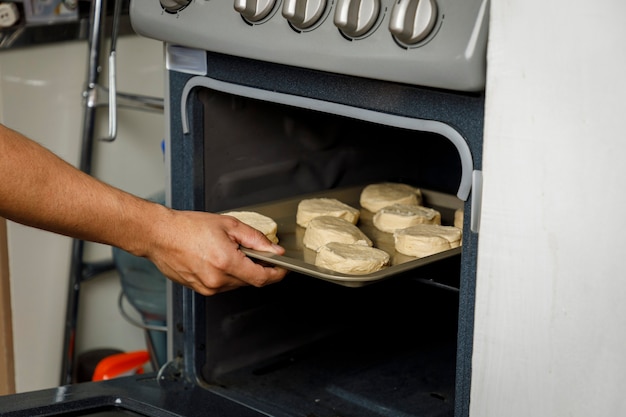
[{"x1": 0, "y1": 372, "x2": 270, "y2": 417}]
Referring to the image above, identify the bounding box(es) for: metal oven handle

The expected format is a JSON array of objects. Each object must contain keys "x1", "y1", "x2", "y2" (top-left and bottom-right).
[{"x1": 98, "y1": 0, "x2": 123, "y2": 142}]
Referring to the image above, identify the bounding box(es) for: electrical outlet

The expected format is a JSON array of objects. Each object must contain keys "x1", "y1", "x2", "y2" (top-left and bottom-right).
[{"x1": 0, "y1": 2, "x2": 19, "y2": 28}]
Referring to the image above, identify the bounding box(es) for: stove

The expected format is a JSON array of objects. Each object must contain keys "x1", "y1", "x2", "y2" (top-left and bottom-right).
[{"x1": 0, "y1": 0, "x2": 488, "y2": 416}]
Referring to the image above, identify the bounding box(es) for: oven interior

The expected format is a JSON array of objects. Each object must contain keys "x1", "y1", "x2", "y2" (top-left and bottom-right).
[
  {"x1": 202, "y1": 267, "x2": 460, "y2": 417},
  {"x1": 199, "y1": 88, "x2": 463, "y2": 211},
  {"x1": 176, "y1": 85, "x2": 468, "y2": 417}
]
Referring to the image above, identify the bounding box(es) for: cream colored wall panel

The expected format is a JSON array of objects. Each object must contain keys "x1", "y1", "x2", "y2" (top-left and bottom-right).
[
  {"x1": 472, "y1": 1, "x2": 626, "y2": 416},
  {"x1": 0, "y1": 40, "x2": 85, "y2": 393}
]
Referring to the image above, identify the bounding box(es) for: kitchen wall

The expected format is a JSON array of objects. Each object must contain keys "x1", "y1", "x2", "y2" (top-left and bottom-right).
[
  {"x1": 472, "y1": 1, "x2": 626, "y2": 416},
  {"x1": 0, "y1": 35, "x2": 165, "y2": 393}
]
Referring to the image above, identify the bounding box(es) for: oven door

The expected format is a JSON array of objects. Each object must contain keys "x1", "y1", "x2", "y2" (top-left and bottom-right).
[{"x1": 0, "y1": 374, "x2": 267, "y2": 416}]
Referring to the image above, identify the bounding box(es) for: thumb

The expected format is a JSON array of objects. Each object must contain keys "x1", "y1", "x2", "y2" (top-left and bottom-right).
[{"x1": 232, "y1": 223, "x2": 286, "y2": 255}]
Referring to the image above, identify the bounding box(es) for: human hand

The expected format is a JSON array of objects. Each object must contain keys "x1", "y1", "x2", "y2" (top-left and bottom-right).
[{"x1": 144, "y1": 208, "x2": 288, "y2": 296}]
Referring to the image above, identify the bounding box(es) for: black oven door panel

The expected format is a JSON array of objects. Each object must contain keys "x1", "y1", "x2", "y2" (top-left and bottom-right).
[{"x1": 0, "y1": 373, "x2": 270, "y2": 417}]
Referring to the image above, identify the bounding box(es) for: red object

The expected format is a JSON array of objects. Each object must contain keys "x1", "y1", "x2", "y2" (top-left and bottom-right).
[{"x1": 92, "y1": 350, "x2": 150, "y2": 381}]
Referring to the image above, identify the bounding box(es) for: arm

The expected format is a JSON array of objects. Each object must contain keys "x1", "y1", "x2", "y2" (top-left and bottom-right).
[{"x1": 0, "y1": 123, "x2": 287, "y2": 295}]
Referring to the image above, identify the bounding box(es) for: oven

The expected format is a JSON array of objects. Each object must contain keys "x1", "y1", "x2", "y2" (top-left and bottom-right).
[{"x1": 0, "y1": 0, "x2": 488, "y2": 416}]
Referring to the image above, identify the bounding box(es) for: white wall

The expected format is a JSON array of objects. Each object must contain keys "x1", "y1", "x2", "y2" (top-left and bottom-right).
[
  {"x1": 0, "y1": 35, "x2": 165, "y2": 393},
  {"x1": 472, "y1": 1, "x2": 626, "y2": 416}
]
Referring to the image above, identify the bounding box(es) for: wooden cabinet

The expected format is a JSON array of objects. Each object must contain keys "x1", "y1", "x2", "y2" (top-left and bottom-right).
[{"x1": 0, "y1": 218, "x2": 14, "y2": 395}]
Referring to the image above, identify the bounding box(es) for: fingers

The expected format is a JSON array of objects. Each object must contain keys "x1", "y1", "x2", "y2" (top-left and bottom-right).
[
  {"x1": 199, "y1": 219, "x2": 288, "y2": 291},
  {"x1": 181, "y1": 260, "x2": 288, "y2": 297},
  {"x1": 223, "y1": 219, "x2": 289, "y2": 285},
  {"x1": 188, "y1": 279, "x2": 242, "y2": 296},
  {"x1": 233, "y1": 251, "x2": 289, "y2": 287},
  {"x1": 216, "y1": 228, "x2": 288, "y2": 286}
]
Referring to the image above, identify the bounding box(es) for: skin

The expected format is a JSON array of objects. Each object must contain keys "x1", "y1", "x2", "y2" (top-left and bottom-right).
[{"x1": 0, "y1": 123, "x2": 288, "y2": 295}]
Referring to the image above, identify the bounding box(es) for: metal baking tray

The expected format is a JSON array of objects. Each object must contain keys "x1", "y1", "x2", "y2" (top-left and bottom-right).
[{"x1": 233, "y1": 185, "x2": 464, "y2": 287}]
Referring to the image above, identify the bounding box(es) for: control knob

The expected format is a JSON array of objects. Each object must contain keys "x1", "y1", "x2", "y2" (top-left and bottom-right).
[
  {"x1": 235, "y1": 0, "x2": 277, "y2": 22},
  {"x1": 334, "y1": 0, "x2": 380, "y2": 38},
  {"x1": 283, "y1": 0, "x2": 327, "y2": 30},
  {"x1": 389, "y1": 0, "x2": 437, "y2": 45},
  {"x1": 160, "y1": 0, "x2": 191, "y2": 13}
]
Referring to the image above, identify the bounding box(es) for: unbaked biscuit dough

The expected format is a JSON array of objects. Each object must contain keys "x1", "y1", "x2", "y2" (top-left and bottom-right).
[
  {"x1": 221, "y1": 211, "x2": 279, "y2": 244},
  {"x1": 303, "y1": 216, "x2": 372, "y2": 251},
  {"x1": 454, "y1": 208, "x2": 464, "y2": 229},
  {"x1": 372, "y1": 203, "x2": 441, "y2": 233},
  {"x1": 359, "y1": 182, "x2": 423, "y2": 213},
  {"x1": 393, "y1": 224, "x2": 462, "y2": 258},
  {"x1": 296, "y1": 197, "x2": 360, "y2": 228},
  {"x1": 315, "y1": 242, "x2": 390, "y2": 275}
]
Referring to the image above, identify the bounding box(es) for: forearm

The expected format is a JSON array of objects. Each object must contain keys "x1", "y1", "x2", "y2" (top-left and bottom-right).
[
  {"x1": 0, "y1": 123, "x2": 164, "y2": 257},
  {"x1": 1, "y1": 123, "x2": 287, "y2": 295}
]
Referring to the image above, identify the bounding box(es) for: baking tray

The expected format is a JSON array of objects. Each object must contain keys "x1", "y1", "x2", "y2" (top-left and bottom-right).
[{"x1": 231, "y1": 185, "x2": 464, "y2": 287}]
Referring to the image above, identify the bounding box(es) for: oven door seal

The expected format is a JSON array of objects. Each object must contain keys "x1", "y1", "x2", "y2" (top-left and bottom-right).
[{"x1": 179, "y1": 75, "x2": 475, "y2": 202}]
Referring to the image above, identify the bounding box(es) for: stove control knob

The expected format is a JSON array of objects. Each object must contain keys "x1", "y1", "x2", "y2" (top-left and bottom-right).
[
  {"x1": 334, "y1": 0, "x2": 380, "y2": 38},
  {"x1": 389, "y1": 0, "x2": 437, "y2": 45},
  {"x1": 234, "y1": 0, "x2": 277, "y2": 22},
  {"x1": 283, "y1": 0, "x2": 327, "y2": 30},
  {"x1": 160, "y1": 0, "x2": 191, "y2": 13}
]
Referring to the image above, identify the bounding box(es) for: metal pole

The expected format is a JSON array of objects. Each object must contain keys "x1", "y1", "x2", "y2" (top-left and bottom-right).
[{"x1": 59, "y1": 0, "x2": 107, "y2": 386}]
